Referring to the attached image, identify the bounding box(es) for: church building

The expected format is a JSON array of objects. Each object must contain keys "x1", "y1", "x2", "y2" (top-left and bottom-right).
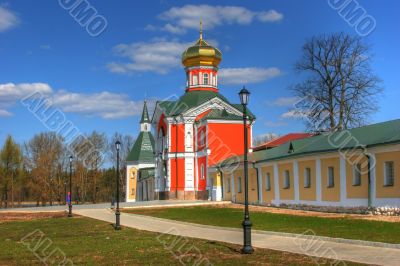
[
  {"x1": 126, "y1": 28, "x2": 254, "y2": 201},
  {"x1": 125, "y1": 28, "x2": 400, "y2": 210}
]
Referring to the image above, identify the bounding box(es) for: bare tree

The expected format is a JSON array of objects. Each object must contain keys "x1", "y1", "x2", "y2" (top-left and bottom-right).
[
  {"x1": 253, "y1": 133, "x2": 279, "y2": 146},
  {"x1": 0, "y1": 135, "x2": 22, "y2": 208},
  {"x1": 86, "y1": 131, "x2": 107, "y2": 203},
  {"x1": 24, "y1": 132, "x2": 63, "y2": 206},
  {"x1": 293, "y1": 33, "x2": 382, "y2": 131}
]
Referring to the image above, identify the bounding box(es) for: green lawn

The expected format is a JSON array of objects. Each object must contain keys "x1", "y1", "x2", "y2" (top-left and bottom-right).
[
  {"x1": 0, "y1": 213, "x2": 363, "y2": 265},
  {"x1": 124, "y1": 206, "x2": 400, "y2": 244}
]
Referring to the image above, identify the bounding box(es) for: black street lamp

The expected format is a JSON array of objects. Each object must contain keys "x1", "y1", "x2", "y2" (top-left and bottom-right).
[
  {"x1": 68, "y1": 155, "x2": 73, "y2": 217},
  {"x1": 239, "y1": 87, "x2": 254, "y2": 254},
  {"x1": 64, "y1": 181, "x2": 67, "y2": 205},
  {"x1": 49, "y1": 178, "x2": 53, "y2": 206},
  {"x1": 115, "y1": 140, "x2": 121, "y2": 230}
]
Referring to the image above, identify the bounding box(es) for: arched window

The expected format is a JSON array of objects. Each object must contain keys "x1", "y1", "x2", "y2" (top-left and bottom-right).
[
  {"x1": 199, "y1": 130, "x2": 205, "y2": 145},
  {"x1": 203, "y1": 73, "x2": 209, "y2": 85}
]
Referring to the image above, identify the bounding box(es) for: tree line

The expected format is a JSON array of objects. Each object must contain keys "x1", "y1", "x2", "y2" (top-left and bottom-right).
[{"x1": 0, "y1": 131, "x2": 134, "y2": 208}]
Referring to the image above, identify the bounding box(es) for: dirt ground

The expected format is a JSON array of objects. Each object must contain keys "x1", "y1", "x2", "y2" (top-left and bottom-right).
[
  {"x1": 217, "y1": 203, "x2": 400, "y2": 223},
  {"x1": 0, "y1": 212, "x2": 68, "y2": 223}
]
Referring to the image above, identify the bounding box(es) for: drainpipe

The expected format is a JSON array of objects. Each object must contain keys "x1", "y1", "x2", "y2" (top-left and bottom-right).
[
  {"x1": 365, "y1": 152, "x2": 372, "y2": 208},
  {"x1": 252, "y1": 162, "x2": 260, "y2": 205}
]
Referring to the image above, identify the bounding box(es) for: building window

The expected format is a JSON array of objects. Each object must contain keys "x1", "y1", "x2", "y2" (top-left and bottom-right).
[
  {"x1": 199, "y1": 130, "x2": 205, "y2": 145},
  {"x1": 327, "y1": 167, "x2": 335, "y2": 188},
  {"x1": 193, "y1": 75, "x2": 198, "y2": 85},
  {"x1": 203, "y1": 73, "x2": 209, "y2": 85},
  {"x1": 185, "y1": 132, "x2": 192, "y2": 148},
  {"x1": 200, "y1": 164, "x2": 205, "y2": 180},
  {"x1": 227, "y1": 178, "x2": 231, "y2": 192},
  {"x1": 283, "y1": 170, "x2": 290, "y2": 189},
  {"x1": 304, "y1": 167, "x2": 311, "y2": 188},
  {"x1": 265, "y1": 173, "x2": 271, "y2": 191},
  {"x1": 238, "y1": 177, "x2": 242, "y2": 193},
  {"x1": 384, "y1": 161, "x2": 395, "y2": 186},
  {"x1": 353, "y1": 163, "x2": 362, "y2": 186}
]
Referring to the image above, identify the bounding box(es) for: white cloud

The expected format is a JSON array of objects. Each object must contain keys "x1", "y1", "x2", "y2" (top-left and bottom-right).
[
  {"x1": 107, "y1": 40, "x2": 190, "y2": 74},
  {"x1": 257, "y1": 10, "x2": 284, "y2": 22},
  {"x1": 281, "y1": 110, "x2": 307, "y2": 119},
  {"x1": 0, "y1": 109, "x2": 12, "y2": 117},
  {"x1": 0, "y1": 82, "x2": 52, "y2": 116},
  {"x1": 219, "y1": 67, "x2": 281, "y2": 85},
  {"x1": 157, "y1": 5, "x2": 283, "y2": 34},
  {"x1": 0, "y1": 82, "x2": 52, "y2": 105},
  {"x1": 162, "y1": 23, "x2": 187, "y2": 34},
  {"x1": 51, "y1": 90, "x2": 142, "y2": 119},
  {"x1": 0, "y1": 83, "x2": 143, "y2": 119},
  {"x1": 0, "y1": 6, "x2": 19, "y2": 32},
  {"x1": 144, "y1": 24, "x2": 157, "y2": 31},
  {"x1": 268, "y1": 96, "x2": 300, "y2": 107}
]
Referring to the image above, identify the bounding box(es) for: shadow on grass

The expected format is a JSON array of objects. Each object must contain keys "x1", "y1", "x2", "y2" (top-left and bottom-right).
[{"x1": 205, "y1": 240, "x2": 242, "y2": 254}]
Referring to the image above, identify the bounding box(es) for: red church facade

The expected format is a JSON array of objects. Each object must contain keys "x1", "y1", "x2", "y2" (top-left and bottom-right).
[{"x1": 151, "y1": 29, "x2": 255, "y2": 200}]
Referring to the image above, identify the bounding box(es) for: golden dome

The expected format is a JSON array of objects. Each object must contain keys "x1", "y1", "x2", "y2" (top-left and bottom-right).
[{"x1": 181, "y1": 22, "x2": 222, "y2": 68}]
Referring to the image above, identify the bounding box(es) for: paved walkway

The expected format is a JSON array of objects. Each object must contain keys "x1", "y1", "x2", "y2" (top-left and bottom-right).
[
  {"x1": 0, "y1": 200, "x2": 224, "y2": 212},
  {"x1": 75, "y1": 208, "x2": 400, "y2": 266}
]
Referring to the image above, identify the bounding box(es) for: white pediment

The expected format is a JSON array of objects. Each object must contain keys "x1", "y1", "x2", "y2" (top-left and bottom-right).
[{"x1": 183, "y1": 97, "x2": 242, "y2": 117}]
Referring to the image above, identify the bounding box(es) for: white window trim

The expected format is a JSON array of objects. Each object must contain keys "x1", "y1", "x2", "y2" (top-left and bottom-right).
[
  {"x1": 352, "y1": 164, "x2": 362, "y2": 186},
  {"x1": 283, "y1": 170, "x2": 290, "y2": 189},
  {"x1": 203, "y1": 73, "x2": 209, "y2": 85},
  {"x1": 265, "y1": 173, "x2": 271, "y2": 191},
  {"x1": 304, "y1": 168, "x2": 311, "y2": 188},
  {"x1": 384, "y1": 161, "x2": 394, "y2": 186}
]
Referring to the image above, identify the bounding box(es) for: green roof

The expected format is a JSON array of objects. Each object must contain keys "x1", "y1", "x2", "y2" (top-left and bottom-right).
[
  {"x1": 156, "y1": 90, "x2": 255, "y2": 119},
  {"x1": 140, "y1": 101, "x2": 150, "y2": 123},
  {"x1": 126, "y1": 131, "x2": 155, "y2": 163},
  {"x1": 218, "y1": 119, "x2": 400, "y2": 167},
  {"x1": 138, "y1": 167, "x2": 155, "y2": 180}
]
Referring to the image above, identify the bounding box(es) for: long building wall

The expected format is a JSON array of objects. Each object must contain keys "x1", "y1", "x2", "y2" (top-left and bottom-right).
[{"x1": 220, "y1": 146, "x2": 400, "y2": 208}]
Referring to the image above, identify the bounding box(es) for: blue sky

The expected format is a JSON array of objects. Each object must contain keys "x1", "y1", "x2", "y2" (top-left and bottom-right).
[{"x1": 0, "y1": 0, "x2": 399, "y2": 146}]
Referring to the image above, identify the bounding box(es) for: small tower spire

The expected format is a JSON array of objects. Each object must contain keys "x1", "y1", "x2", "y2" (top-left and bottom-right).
[
  {"x1": 140, "y1": 101, "x2": 151, "y2": 132},
  {"x1": 199, "y1": 19, "x2": 203, "y2": 41},
  {"x1": 140, "y1": 101, "x2": 150, "y2": 124}
]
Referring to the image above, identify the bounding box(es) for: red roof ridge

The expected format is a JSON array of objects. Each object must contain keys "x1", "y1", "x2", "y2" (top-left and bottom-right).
[{"x1": 253, "y1": 133, "x2": 313, "y2": 151}]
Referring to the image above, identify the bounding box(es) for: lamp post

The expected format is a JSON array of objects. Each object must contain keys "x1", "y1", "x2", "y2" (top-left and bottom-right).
[
  {"x1": 68, "y1": 155, "x2": 73, "y2": 217},
  {"x1": 239, "y1": 87, "x2": 254, "y2": 254},
  {"x1": 64, "y1": 181, "x2": 67, "y2": 205},
  {"x1": 49, "y1": 178, "x2": 53, "y2": 206},
  {"x1": 115, "y1": 140, "x2": 121, "y2": 230}
]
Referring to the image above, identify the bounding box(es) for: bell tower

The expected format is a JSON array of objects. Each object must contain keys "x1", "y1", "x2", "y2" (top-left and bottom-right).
[{"x1": 181, "y1": 21, "x2": 222, "y2": 93}]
